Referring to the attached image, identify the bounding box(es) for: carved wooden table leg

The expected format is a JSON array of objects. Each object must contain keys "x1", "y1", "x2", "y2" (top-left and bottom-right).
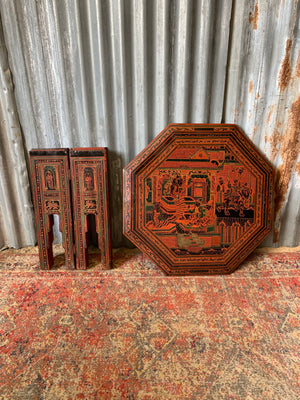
[
  {"x1": 70, "y1": 148, "x2": 112, "y2": 269},
  {"x1": 29, "y1": 149, "x2": 75, "y2": 269}
]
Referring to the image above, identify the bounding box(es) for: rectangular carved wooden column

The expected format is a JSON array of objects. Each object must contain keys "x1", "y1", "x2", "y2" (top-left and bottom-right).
[
  {"x1": 70, "y1": 148, "x2": 112, "y2": 269},
  {"x1": 29, "y1": 149, "x2": 75, "y2": 269}
]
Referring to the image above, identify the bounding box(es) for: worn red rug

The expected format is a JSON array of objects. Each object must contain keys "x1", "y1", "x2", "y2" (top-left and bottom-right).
[{"x1": 0, "y1": 246, "x2": 299, "y2": 399}]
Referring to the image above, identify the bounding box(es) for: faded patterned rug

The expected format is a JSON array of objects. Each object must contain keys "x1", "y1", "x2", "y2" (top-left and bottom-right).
[{"x1": 0, "y1": 245, "x2": 299, "y2": 399}]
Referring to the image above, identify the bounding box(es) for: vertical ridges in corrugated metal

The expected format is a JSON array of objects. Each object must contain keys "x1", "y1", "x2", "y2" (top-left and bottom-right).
[
  {"x1": 224, "y1": 0, "x2": 300, "y2": 246},
  {"x1": 2, "y1": 1, "x2": 49, "y2": 148},
  {"x1": 94, "y1": 1, "x2": 114, "y2": 149},
  {"x1": 36, "y1": 1, "x2": 70, "y2": 147},
  {"x1": 189, "y1": 0, "x2": 213, "y2": 122},
  {"x1": 170, "y1": 0, "x2": 193, "y2": 121},
  {"x1": 152, "y1": 0, "x2": 169, "y2": 137},
  {"x1": 0, "y1": 16, "x2": 35, "y2": 249},
  {"x1": 1, "y1": 0, "x2": 233, "y2": 154},
  {"x1": 67, "y1": 0, "x2": 91, "y2": 147},
  {"x1": 73, "y1": 0, "x2": 93, "y2": 146},
  {"x1": 131, "y1": 0, "x2": 148, "y2": 155},
  {"x1": 52, "y1": 1, "x2": 82, "y2": 147},
  {"x1": 107, "y1": 0, "x2": 130, "y2": 159},
  {"x1": 85, "y1": 1, "x2": 107, "y2": 147},
  {"x1": 209, "y1": 0, "x2": 233, "y2": 121}
]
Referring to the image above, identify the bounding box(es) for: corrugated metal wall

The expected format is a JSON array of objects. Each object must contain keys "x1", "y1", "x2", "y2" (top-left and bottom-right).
[
  {"x1": 0, "y1": 0, "x2": 299, "y2": 249},
  {"x1": 224, "y1": 0, "x2": 300, "y2": 246}
]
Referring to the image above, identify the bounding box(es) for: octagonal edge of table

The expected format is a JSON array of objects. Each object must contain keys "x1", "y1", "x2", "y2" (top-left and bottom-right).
[{"x1": 123, "y1": 124, "x2": 275, "y2": 276}]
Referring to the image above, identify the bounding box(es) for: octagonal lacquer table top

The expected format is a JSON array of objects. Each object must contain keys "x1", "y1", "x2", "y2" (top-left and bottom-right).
[{"x1": 123, "y1": 124, "x2": 274, "y2": 275}]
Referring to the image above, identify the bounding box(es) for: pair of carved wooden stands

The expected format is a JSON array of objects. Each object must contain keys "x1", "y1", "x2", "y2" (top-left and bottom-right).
[
  {"x1": 30, "y1": 124, "x2": 274, "y2": 275},
  {"x1": 29, "y1": 148, "x2": 112, "y2": 270}
]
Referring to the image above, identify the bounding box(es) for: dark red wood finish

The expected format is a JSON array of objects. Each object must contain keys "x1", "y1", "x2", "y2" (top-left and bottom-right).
[
  {"x1": 70, "y1": 148, "x2": 112, "y2": 269},
  {"x1": 123, "y1": 124, "x2": 275, "y2": 275},
  {"x1": 29, "y1": 149, "x2": 75, "y2": 269}
]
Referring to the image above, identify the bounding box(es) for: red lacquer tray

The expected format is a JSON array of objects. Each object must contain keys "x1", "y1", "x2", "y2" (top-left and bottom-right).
[{"x1": 123, "y1": 124, "x2": 274, "y2": 275}]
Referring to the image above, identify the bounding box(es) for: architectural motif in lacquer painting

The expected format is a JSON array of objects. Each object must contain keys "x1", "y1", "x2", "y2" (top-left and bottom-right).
[
  {"x1": 123, "y1": 124, "x2": 274, "y2": 275},
  {"x1": 143, "y1": 145, "x2": 256, "y2": 256}
]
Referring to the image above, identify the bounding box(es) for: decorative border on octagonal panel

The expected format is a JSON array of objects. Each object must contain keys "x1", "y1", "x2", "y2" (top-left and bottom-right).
[{"x1": 123, "y1": 124, "x2": 274, "y2": 275}]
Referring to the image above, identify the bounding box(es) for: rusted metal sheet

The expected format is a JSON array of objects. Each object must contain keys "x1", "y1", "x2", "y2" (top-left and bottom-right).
[
  {"x1": 224, "y1": 0, "x2": 300, "y2": 246},
  {"x1": 0, "y1": 0, "x2": 299, "y2": 249}
]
